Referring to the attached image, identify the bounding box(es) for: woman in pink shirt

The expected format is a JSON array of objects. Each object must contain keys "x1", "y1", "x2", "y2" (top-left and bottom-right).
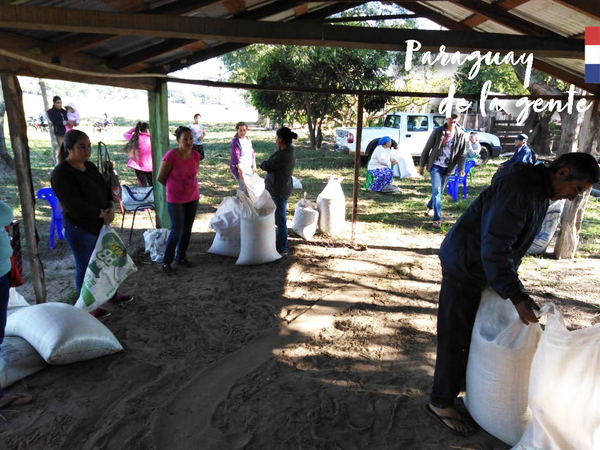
[
  {"x1": 157, "y1": 126, "x2": 200, "y2": 275},
  {"x1": 124, "y1": 122, "x2": 153, "y2": 186}
]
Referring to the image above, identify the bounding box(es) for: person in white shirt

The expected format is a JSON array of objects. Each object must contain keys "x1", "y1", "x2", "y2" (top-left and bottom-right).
[
  {"x1": 229, "y1": 122, "x2": 257, "y2": 190},
  {"x1": 189, "y1": 113, "x2": 206, "y2": 160},
  {"x1": 367, "y1": 136, "x2": 398, "y2": 192}
]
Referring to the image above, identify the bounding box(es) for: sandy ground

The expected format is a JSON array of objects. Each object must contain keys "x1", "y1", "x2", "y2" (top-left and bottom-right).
[{"x1": 2, "y1": 211, "x2": 600, "y2": 450}]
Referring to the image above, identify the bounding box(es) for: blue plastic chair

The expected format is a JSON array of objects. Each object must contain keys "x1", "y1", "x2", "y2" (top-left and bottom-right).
[
  {"x1": 36, "y1": 187, "x2": 64, "y2": 249},
  {"x1": 447, "y1": 159, "x2": 477, "y2": 202}
]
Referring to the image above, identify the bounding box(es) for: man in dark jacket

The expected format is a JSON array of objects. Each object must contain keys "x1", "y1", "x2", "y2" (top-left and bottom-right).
[
  {"x1": 426, "y1": 153, "x2": 600, "y2": 436},
  {"x1": 419, "y1": 113, "x2": 468, "y2": 228},
  {"x1": 498, "y1": 133, "x2": 536, "y2": 171},
  {"x1": 46, "y1": 95, "x2": 68, "y2": 159}
]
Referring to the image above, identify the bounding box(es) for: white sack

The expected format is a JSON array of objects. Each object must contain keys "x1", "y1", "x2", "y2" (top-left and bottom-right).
[
  {"x1": 74, "y1": 225, "x2": 137, "y2": 312},
  {"x1": 464, "y1": 288, "x2": 544, "y2": 446},
  {"x1": 527, "y1": 200, "x2": 565, "y2": 255},
  {"x1": 209, "y1": 197, "x2": 242, "y2": 238},
  {"x1": 121, "y1": 186, "x2": 154, "y2": 209},
  {"x1": 8, "y1": 287, "x2": 29, "y2": 309},
  {"x1": 0, "y1": 336, "x2": 47, "y2": 388},
  {"x1": 244, "y1": 173, "x2": 265, "y2": 204},
  {"x1": 143, "y1": 228, "x2": 169, "y2": 262},
  {"x1": 513, "y1": 304, "x2": 600, "y2": 450},
  {"x1": 292, "y1": 176, "x2": 303, "y2": 190},
  {"x1": 392, "y1": 149, "x2": 420, "y2": 179},
  {"x1": 208, "y1": 232, "x2": 241, "y2": 258},
  {"x1": 317, "y1": 176, "x2": 346, "y2": 236},
  {"x1": 5, "y1": 302, "x2": 123, "y2": 365},
  {"x1": 236, "y1": 213, "x2": 281, "y2": 265},
  {"x1": 293, "y1": 192, "x2": 319, "y2": 241}
]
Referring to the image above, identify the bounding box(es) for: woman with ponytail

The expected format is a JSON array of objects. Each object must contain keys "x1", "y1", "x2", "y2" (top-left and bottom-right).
[{"x1": 124, "y1": 122, "x2": 153, "y2": 186}]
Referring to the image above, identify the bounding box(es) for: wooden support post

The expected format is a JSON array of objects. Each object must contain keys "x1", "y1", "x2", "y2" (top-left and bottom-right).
[
  {"x1": 554, "y1": 190, "x2": 590, "y2": 259},
  {"x1": 351, "y1": 93, "x2": 364, "y2": 245},
  {"x1": 148, "y1": 80, "x2": 170, "y2": 229},
  {"x1": 1, "y1": 74, "x2": 46, "y2": 303}
]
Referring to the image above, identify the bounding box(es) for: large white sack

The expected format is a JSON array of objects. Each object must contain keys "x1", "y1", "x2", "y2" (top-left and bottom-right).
[
  {"x1": 236, "y1": 213, "x2": 281, "y2": 265},
  {"x1": 293, "y1": 193, "x2": 319, "y2": 241},
  {"x1": 317, "y1": 176, "x2": 346, "y2": 236},
  {"x1": 0, "y1": 336, "x2": 47, "y2": 388},
  {"x1": 527, "y1": 200, "x2": 565, "y2": 255},
  {"x1": 74, "y1": 225, "x2": 137, "y2": 312},
  {"x1": 5, "y1": 302, "x2": 123, "y2": 365},
  {"x1": 392, "y1": 149, "x2": 420, "y2": 179},
  {"x1": 143, "y1": 228, "x2": 169, "y2": 262},
  {"x1": 513, "y1": 304, "x2": 600, "y2": 450},
  {"x1": 464, "y1": 288, "x2": 544, "y2": 446},
  {"x1": 210, "y1": 197, "x2": 242, "y2": 237},
  {"x1": 244, "y1": 173, "x2": 265, "y2": 204},
  {"x1": 292, "y1": 176, "x2": 303, "y2": 190},
  {"x1": 208, "y1": 232, "x2": 241, "y2": 258}
]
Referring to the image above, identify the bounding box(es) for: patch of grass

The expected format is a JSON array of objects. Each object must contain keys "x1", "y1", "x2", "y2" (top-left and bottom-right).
[{"x1": 3, "y1": 126, "x2": 600, "y2": 257}]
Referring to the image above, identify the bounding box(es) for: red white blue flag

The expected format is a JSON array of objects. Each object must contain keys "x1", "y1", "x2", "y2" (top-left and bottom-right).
[{"x1": 586, "y1": 27, "x2": 600, "y2": 83}]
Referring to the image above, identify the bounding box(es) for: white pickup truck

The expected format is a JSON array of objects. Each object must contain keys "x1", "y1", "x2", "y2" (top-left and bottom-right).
[{"x1": 334, "y1": 112, "x2": 502, "y2": 164}]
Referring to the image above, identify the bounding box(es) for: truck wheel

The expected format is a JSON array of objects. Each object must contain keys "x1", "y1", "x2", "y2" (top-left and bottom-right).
[{"x1": 478, "y1": 145, "x2": 491, "y2": 164}]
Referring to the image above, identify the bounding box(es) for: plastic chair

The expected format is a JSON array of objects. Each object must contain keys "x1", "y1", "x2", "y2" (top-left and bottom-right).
[
  {"x1": 36, "y1": 187, "x2": 64, "y2": 249},
  {"x1": 120, "y1": 186, "x2": 155, "y2": 244},
  {"x1": 447, "y1": 159, "x2": 477, "y2": 202}
]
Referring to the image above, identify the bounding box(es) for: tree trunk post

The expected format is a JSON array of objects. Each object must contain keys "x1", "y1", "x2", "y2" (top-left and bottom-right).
[
  {"x1": 578, "y1": 99, "x2": 598, "y2": 154},
  {"x1": 148, "y1": 80, "x2": 169, "y2": 229},
  {"x1": 1, "y1": 74, "x2": 46, "y2": 303},
  {"x1": 351, "y1": 93, "x2": 364, "y2": 246},
  {"x1": 554, "y1": 189, "x2": 590, "y2": 259},
  {"x1": 0, "y1": 79, "x2": 15, "y2": 169}
]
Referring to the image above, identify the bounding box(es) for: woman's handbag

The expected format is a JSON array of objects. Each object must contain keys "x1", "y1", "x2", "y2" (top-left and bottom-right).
[{"x1": 97, "y1": 141, "x2": 122, "y2": 203}]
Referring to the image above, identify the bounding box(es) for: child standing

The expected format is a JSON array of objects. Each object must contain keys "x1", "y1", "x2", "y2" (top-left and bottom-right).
[
  {"x1": 124, "y1": 122, "x2": 153, "y2": 186},
  {"x1": 157, "y1": 126, "x2": 200, "y2": 275}
]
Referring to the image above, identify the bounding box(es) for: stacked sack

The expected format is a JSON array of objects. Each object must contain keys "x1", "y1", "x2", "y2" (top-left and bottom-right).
[
  {"x1": 316, "y1": 176, "x2": 346, "y2": 236},
  {"x1": 236, "y1": 189, "x2": 281, "y2": 265},
  {"x1": 293, "y1": 192, "x2": 319, "y2": 241},
  {"x1": 208, "y1": 197, "x2": 242, "y2": 258},
  {"x1": 2, "y1": 289, "x2": 123, "y2": 389}
]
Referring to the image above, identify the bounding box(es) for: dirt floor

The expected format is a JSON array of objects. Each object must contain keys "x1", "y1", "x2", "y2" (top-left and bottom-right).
[{"x1": 2, "y1": 210, "x2": 600, "y2": 450}]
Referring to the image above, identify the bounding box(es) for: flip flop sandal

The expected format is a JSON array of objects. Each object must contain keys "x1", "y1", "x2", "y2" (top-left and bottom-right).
[
  {"x1": 424, "y1": 404, "x2": 474, "y2": 437},
  {"x1": 0, "y1": 394, "x2": 34, "y2": 409}
]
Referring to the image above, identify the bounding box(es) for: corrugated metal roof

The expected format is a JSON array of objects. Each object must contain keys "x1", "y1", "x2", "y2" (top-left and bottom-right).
[
  {"x1": 418, "y1": 1, "x2": 474, "y2": 23},
  {"x1": 511, "y1": 0, "x2": 600, "y2": 37}
]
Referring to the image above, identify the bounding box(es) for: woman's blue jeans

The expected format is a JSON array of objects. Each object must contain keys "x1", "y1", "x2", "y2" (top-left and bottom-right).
[
  {"x1": 427, "y1": 165, "x2": 450, "y2": 222},
  {"x1": 164, "y1": 200, "x2": 198, "y2": 266},
  {"x1": 272, "y1": 197, "x2": 288, "y2": 253},
  {"x1": 63, "y1": 221, "x2": 98, "y2": 294}
]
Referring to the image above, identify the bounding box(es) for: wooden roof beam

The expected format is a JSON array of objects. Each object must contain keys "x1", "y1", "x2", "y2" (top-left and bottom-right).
[
  {"x1": 0, "y1": 5, "x2": 582, "y2": 58},
  {"x1": 108, "y1": 0, "x2": 306, "y2": 70},
  {"x1": 41, "y1": 0, "x2": 221, "y2": 58}
]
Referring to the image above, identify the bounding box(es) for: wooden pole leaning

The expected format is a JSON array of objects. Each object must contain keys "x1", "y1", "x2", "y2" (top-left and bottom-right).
[{"x1": 1, "y1": 74, "x2": 47, "y2": 303}]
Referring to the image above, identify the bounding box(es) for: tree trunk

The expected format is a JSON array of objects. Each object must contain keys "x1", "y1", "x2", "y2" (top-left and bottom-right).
[
  {"x1": 1, "y1": 74, "x2": 46, "y2": 303},
  {"x1": 554, "y1": 190, "x2": 590, "y2": 259},
  {"x1": 39, "y1": 80, "x2": 58, "y2": 165},
  {"x1": 0, "y1": 80, "x2": 15, "y2": 169},
  {"x1": 578, "y1": 99, "x2": 599, "y2": 154},
  {"x1": 316, "y1": 117, "x2": 323, "y2": 150},
  {"x1": 304, "y1": 94, "x2": 316, "y2": 150},
  {"x1": 557, "y1": 108, "x2": 582, "y2": 156}
]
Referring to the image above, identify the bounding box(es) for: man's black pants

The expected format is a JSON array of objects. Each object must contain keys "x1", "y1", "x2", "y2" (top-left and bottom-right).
[{"x1": 429, "y1": 273, "x2": 483, "y2": 408}]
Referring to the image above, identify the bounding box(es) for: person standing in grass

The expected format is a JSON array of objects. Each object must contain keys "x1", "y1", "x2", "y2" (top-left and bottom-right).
[
  {"x1": 189, "y1": 113, "x2": 206, "y2": 161},
  {"x1": 367, "y1": 136, "x2": 399, "y2": 193},
  {"x1": 123, "y1": 122, "x2": 153, "y2": 187},
  {"x1": 157, "y1": 126, "x2": 200, "y2": 275},
  {"x1": 230, "y1": 122, "x2": 257, "y2": 191},
  {"x1": 47, "y1": 96, "x2": 68, "y2": 162},
  {"x1": 260, "y1": 127, "x2": 297, "y2": 255}
]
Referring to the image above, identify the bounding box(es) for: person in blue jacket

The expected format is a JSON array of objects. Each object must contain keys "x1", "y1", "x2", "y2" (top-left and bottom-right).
[
  {"x1": 426, "y1": 153, "x2": 600, "y2": 436},
  {"x1": 498, "y1": 133, "x2": 535, "y2": 171}
]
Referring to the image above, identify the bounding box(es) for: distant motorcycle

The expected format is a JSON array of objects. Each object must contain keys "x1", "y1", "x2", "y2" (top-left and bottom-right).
[
  {"x1": 93, "y1": 118, "x2": 114, "y2": 133},
  {"x1": 27, "y1": 116, "x2": 49, "y2": 132}
]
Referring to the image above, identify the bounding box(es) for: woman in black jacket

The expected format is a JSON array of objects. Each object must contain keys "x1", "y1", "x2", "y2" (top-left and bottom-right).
[{"x1": 260, "y1": 127, "x2": 297, "y2": 255}]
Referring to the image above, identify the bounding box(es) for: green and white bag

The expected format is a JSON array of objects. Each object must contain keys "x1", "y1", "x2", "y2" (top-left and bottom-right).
[{"x1": 74, "y1": 225, "x2": 137, "y2": 312}]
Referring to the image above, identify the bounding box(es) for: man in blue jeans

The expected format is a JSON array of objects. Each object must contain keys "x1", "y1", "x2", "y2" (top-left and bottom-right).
[{"x1": 418, "y1": 113, "x2": 468, "y2": 228}]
